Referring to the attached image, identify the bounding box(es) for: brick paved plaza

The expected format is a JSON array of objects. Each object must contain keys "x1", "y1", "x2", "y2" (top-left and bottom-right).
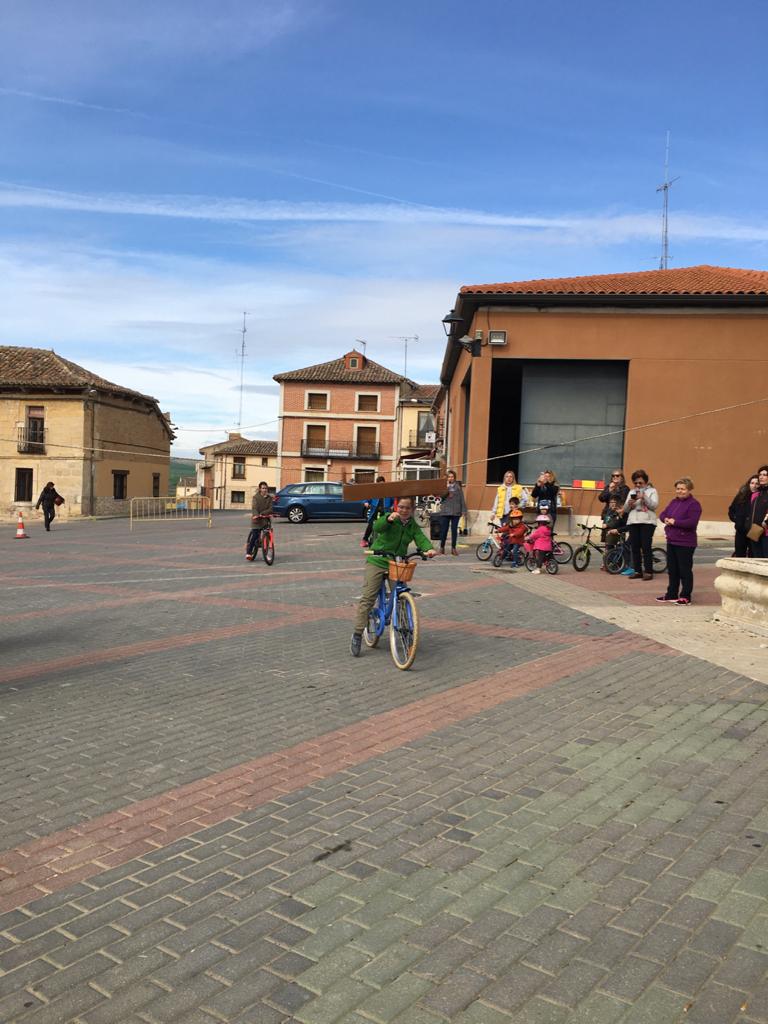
[{"x1": 1, "y1": 513, "x2": 768, "y2": 1024}]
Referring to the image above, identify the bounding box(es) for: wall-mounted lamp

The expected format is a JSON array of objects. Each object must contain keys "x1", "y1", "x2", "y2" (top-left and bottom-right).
[
  {"x1": 488, "y1": 330, "x2": 507, "y2": 346},
  {"x1": 441, "y1": 309, "x2": 463, "y2": 337},
  {"x1": 457, "y1": 334, "x2": 482, "y2": 357}
]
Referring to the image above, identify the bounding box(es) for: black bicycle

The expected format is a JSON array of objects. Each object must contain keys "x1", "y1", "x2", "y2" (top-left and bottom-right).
[{"x1": 573, "y1": 523, "x2": 614, "y2": 572}]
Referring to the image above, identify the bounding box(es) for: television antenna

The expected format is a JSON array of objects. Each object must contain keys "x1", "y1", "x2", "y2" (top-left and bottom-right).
[
  {"x1": 656, "y1": 131, "x2": 679, "y2": 270},
  {"x1": 236, "y1": 312, "x2": 248, "y2": 430},
  {"x1": 390, "y1": 335, "x2": 419, "y2": 377},
  {"x1": 355, "y1": 338, "x2": 368, "y2": 356}
]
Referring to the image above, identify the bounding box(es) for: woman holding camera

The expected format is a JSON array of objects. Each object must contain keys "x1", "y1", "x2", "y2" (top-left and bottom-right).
[{"x1": 623, "y1": 470, "x2": 658, "y2": 580}]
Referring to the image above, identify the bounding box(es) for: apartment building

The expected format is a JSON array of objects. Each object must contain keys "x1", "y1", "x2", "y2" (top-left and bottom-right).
[{"x1": 197, "y1": 434, "x2": 278, "y2": 509}]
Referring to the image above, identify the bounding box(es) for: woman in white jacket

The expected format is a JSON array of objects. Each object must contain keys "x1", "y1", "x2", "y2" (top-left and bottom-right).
[{"x1": 623, "y1": 469, "x2": 659, "y2": 580}]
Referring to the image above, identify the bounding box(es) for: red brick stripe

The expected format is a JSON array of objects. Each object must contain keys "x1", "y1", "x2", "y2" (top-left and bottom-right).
[{"x1": 0, "y1": 634, "x2": 657, "y2": 912}]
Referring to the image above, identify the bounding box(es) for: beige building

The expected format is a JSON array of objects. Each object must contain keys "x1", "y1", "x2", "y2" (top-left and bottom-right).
[
  {"x1": 397, "y1": 383, "x2": 440, "y2": 480},
  {"x1": 0, "y1": 346, "x2": 173, "y2": 519},
  {"x1": 197, "y1": 434, "x2": 278, "y2": 509}
]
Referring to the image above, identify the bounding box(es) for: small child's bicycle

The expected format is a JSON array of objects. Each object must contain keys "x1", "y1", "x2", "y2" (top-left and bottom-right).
[
  {"x1": 524, "y1": 549, "x2": 559, "y2": 574},
  {"x1": 476, "y1": 521, "x2": 503, "y2": 561},
  {"x1": 363, "y1": 552, "x2": 427, "y2": 670}
]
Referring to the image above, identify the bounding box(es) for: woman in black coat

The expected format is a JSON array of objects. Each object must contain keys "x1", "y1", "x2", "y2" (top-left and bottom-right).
[
  {"x1": 35, "y1": 481, "x2": 64, "y2": 532},
  {"x1": 729, "y1": 473, "x2": 758, "y2": 557},
  {"x1": 598, "y1": 470, "x2": 630, "y2": 508},
  {"x1": 747, "y1": 466, "x2": 768, "y2": 557}
]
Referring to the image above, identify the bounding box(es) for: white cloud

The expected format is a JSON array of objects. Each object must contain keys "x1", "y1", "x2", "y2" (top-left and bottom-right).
[{"x1": 2, "y1": 182, "x2": 767, "y2": 244}]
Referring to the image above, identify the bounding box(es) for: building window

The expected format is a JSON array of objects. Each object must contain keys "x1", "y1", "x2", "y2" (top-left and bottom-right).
[
  {"x1": 15, "y1": 468, "x2": 33, "y2": 502},
  {"x1": 113, "y1": 471, "x2": 128, "y2": 500},
  {"x1": 357, "y1": 393, "x2": 379, "y2": 412},
  {"x1": 354, "y1": 469, "x2": 376, "y2": 483},
  {"x1": 232, "y1": 457, "x2": 246, "y2": 479},
  {"x1": 349, "y1": 357, "x2": 359, "y2": 368},
  {"x1": 355, "y1": 425, "x2": 378, "y2": 457},
  {"x1": 261, "y1": 457, "x2": 268, "y2": 467},
  {"x1": 307, "y1": 392, "x2": 328, "y2": 410},
  {"x1": 417, "y1": 411, "x2": 435, "y2": 445},
  {"x1": 304, "y1": 468, "x2": 325, "y2": 482},
  {"x1": 231, "y1": 490, "x2": 245, "y2": 503},
  {"x1": 152, "y1": 474, "x2": 160, "y2": 498},
  {"x1": 304, "y1": 424, "x2": 327, "y2": 455},
  {"x1": 21, "y1": 406, "x2": 46, "y2": 453}
]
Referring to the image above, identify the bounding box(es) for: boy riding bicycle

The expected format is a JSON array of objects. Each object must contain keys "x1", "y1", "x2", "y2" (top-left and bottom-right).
[
  {"x1": 246, "y1": 481, "x2": 273, "y2": 561},
  {"x1": 350, "y1": 495, "x2": 436, "y2": 657}
]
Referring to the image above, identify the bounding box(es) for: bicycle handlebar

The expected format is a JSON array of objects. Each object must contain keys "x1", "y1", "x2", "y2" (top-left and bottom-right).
[{"x1": 377, "y1": 551, "x2": 428, "y2": 562}]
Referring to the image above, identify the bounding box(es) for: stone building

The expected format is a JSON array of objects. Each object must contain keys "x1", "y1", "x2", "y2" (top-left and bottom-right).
[{"x1": 0, "y1": 346, "x2": 173, "y2": 519}]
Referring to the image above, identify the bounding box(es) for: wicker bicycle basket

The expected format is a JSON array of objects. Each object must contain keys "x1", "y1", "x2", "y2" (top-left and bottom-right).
[{"x1": 388, "y1": 559, "x2": 416, "y2": 583}]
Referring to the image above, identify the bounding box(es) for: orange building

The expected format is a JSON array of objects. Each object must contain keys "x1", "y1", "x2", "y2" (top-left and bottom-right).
[{"x1": 438, "y1": 265, "x2": 768, "y2": 530}]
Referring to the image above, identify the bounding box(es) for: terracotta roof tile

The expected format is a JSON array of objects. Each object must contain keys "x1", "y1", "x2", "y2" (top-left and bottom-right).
[
  {"x1": 0, "y1": 346, "x2": 158, "y2": 402},
  {"x1": 460, "y1": 265, "x2": 768, "y2": 297},
  {"x1": 200, "y1": 438, "x2": 277, "y2": 457},
  {"x1": 274, "y1": 353, "x2": 408, "y2": 385},
  {"x1": 404, "y1": 383, "x2": 440, "y2": 403}
]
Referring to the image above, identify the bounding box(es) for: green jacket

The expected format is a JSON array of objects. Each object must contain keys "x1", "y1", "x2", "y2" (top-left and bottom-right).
[{"x1": 367, "y1": 513, "x2": 433, "y2": 568}]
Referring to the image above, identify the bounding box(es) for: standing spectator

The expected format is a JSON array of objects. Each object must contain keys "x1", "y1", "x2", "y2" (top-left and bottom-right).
[
  {"x1": 35, "y1": 481, "x2": 64, "y2": 532},
  {"x1": 623, "y1": 470, "x2": 658, "y2": 580},
  {"x1": 729, "y1": 474, "x2": 759, "y2": 557},
  {"x1": 438, "y1": 470, "x2": 467, "y2": 556},
  {"x1": 747, "y1": 466, "x2": 768, "y2": 557},
  {"x1": 491, "y1": 470, "x2": 523, "y2": 525},
  {"x1": 532, "y1": 470, "x2": 559, "y2": 526},
  {"x1": 361, "y1": 476, "x2": 393, "y2": 548},
  {"x1": 656, "y1": 478, "x2": 703, "y2": 605},
  {"x1": 598, "y1": 470, "x2": 630, "y2": 507}
]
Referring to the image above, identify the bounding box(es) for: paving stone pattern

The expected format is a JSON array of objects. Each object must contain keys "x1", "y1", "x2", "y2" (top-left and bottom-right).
[{"x1": 1, "y1": 516, "x2": 767, "y2": 1023}]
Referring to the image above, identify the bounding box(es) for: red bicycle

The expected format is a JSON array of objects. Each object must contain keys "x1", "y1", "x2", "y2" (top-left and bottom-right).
[{"x1": 246, "y1": 516, "x2": 275, "y2": 565}]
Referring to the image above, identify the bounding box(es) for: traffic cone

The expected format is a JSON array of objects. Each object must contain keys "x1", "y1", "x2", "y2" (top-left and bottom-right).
[{"x1": 15, "y1": 510, "x2": 29, "y2": 539}]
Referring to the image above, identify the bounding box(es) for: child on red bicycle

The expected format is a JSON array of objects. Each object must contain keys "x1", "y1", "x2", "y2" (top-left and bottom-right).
[
  {"x1": 503, "y1": 508, "x2": 528, "y2": 566},
  {"x1": 246, "y1": 481, "x2": 273, "y2": 561}
]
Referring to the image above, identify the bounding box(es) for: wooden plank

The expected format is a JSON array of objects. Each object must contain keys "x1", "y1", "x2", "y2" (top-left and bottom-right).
[{"x1": 343, "y1": 478, "x2": 448, "y2": 501}]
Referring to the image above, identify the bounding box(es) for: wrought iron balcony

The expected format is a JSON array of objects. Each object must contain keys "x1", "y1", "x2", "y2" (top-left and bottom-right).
[
  {"x1": 17, "y1": 425, "x2": 46, "y2": 454},
  {"x1": 301, "y1": 439, "x2": 381, "y2": 459},
  {"x1": 406, "y1": 430, "x2": 433, "y2": 449}
]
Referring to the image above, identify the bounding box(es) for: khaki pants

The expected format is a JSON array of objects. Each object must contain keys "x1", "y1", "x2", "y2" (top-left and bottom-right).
[{"x1": 354, "y1": 561, "x2": 389, "y2": 633}]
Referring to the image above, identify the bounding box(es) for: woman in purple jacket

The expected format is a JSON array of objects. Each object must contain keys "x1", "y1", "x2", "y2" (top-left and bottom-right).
[{"x1": 656, "y1": 477, "x2": 703, "y2": 606}]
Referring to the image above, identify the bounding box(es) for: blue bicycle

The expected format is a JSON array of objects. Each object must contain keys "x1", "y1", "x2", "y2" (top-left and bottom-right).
[{"x1": 363, "y1": 552, "x2": 427, "y2": 670}]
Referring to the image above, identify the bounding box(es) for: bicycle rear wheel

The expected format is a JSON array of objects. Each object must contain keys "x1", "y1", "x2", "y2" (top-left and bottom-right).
[
  {"x1": 262, "y1": 532, "x2": 275, "y2": 565},
  {"x1": 573, "y1": 546, "x2": 590, "y2": 572},
  {"x1": 492, "y1": 552, "x2": 504, "y2": 568},
  {"x1": 363, "y1": 606, "x2": 382, "y2": 648},
  {"x1": 475, "y1": 540, "x2": 494, "y2": 561},
  {"x1": 652, "y1": 547, "x2": 667, "y2": 573},
  {"x1": 389, "y1": 591, "x2": 419, "y2": 670},
  {"x1": 552, "y1": 540, "x2": 573, "y2": 565},
  {"x1": 545, "y1": 557, "x2": 559, "y2": 575}
]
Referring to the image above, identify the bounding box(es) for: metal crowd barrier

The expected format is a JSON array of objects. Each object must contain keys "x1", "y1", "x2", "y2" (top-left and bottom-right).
[{"x1": 129, "y1": 495, "x2": 213, "y2": 531}]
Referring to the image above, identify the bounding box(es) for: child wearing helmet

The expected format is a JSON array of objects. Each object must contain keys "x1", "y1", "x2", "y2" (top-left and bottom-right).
[
  {"x1": 525, "y1": 514, "x2": 553, "y2": 574},
  {"x1": 506, "y1": 508, "x2": 528, "y2": 567}
]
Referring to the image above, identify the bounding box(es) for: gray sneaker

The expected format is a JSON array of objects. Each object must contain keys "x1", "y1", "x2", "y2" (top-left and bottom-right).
[{"x1": 350, "y1": 633, "x2": 362, "y2": 657}]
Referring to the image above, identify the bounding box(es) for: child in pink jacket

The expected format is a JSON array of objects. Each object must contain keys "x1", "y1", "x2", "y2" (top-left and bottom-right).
[{"x1": 525, "y1": 514, "x2": 553, "y2": 574}]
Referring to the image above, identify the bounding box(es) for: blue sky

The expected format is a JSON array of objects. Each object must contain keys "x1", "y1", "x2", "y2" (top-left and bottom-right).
[{"x1": 1, "y1": 0, "x2": 766, "y2": 454}]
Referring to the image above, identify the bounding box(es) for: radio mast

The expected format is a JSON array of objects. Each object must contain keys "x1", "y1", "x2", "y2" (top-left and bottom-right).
[
  {"x1": 237, "y1": 312, "x2": 248, "y2": 430},
  {"x1": 656, "y1": 131, "x2": 679, "y2": 270}
]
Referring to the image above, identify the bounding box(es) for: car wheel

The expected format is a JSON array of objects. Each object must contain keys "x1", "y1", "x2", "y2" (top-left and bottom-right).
[{"x1": 287, "y1": 505, "x2": 307, "y2": 524}]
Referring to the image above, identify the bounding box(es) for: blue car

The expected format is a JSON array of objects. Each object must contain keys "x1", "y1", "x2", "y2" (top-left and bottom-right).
[{"x1": 272, "y1": 482, "x2": 369, "y2": 524}]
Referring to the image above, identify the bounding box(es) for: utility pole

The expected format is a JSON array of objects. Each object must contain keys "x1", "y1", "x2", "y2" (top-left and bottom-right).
[
  {"x1": 237, "y1": 312, "x2": 248, "y2": 430},
  {"x1": 656, "y1": 131, "x2": 679, "y2": 270}
]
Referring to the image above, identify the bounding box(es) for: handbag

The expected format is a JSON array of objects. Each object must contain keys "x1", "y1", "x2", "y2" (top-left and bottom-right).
[
  {"x1": 747, "y1": 522, "x2": 765, "y2": 543},
  {"x1": 54, "y1": 495, "x2": 64, "y2": 507}
]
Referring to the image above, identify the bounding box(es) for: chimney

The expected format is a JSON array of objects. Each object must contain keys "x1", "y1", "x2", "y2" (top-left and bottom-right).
[{"x1": 228, "y1": 431, "x2": 242, "y2": 441}]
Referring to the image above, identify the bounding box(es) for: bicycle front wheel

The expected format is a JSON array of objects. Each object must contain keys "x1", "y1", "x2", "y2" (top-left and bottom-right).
[
  {"x1": 552, "y1": 540, "x2": 573, "y2": 565},
  {"x1": 604, "y1": 547, "x2": 624, "y2": 574},
  {"x1": 652, "y1": 547, "x2": 667, "y2": 573},
  {"x1": 573, "y1": 546, "x2": 590, "y2": 572},
  {"x1": 390, "y1": 591, "x2": 419, "y2": 670},
  {"x1": 262, "y1": 532, "x2": 275, "y2": 565},
  {"x1": 475, "y1": 540, "x2": 493, "y2": 561}
]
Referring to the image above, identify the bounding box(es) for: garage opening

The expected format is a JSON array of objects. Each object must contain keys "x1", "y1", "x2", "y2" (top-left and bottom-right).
[{"x1": 486, "y1": 360, "x2": 628, "y2": 485}]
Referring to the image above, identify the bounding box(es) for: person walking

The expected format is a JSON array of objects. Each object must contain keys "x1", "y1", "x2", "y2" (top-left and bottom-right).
[
  {"x1": 656, "y1": 478, "x2": 703, "y2": 605},
  {"x1": 438, "y1": 470, "x2": 467, "y2": 556},
  {"x1": 35, "y1": 481, "x2": 64, "y2": 531},
  {"x1": 623, "y1": 470, "x2": 658, "y2": 580},
  {"x1": 747, "y1": 466, "x2": 768, "y2": 557},
  {"x1": 729, "y1": 474, "x2": 758, "y2": 557}
]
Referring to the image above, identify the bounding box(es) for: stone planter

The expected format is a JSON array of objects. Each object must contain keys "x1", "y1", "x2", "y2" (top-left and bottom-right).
[{"x1": 714, "y1": 557, "x2": 768, "y2": 637}]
